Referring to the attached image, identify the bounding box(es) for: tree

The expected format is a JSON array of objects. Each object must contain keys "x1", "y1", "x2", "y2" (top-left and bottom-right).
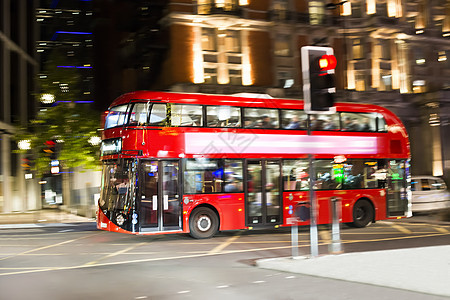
[{"x1": 15, "y1": 102, "x2": 101, "y2": 176}]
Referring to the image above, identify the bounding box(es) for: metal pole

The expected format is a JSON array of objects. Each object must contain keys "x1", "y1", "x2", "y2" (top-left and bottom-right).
[
  {"x1": 330, "y1": 197, "x2": 342, "y2": 254},
  {"x1": 291, "y1": 222, "x2": 299, "y2": 258},
  {"x1": 309, "y1": 154, "x2": 319, "y2": 257}
]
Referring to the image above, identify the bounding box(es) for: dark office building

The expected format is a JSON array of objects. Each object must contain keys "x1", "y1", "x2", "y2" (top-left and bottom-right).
[{"x1": 1, "y1": 0, "x2": 40, "y2": 212}]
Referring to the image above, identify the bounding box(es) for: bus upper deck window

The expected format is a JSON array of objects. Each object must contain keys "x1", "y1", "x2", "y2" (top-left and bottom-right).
[
  {"x1": 207, "y1": 106, "x2": 241, "y2": 127},
  {"x1": 105, "y1": 105, "x2": 128, "y2": 129},
  {"x1": 171, "y1": 104, "x2": 203, "y2": 127},
  {"x1": 149, "y1": 104, "x2": 167, "y2": 126},
  {"x1": 244, "y1": 108, "x2": 279, "y2": 129},
  {"x1": 128, "y1": 103, "x2": 150, "y2": 126}
]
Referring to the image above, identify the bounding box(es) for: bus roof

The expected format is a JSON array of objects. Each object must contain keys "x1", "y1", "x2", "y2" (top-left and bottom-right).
[{"x1": 108, "y1": 90, "x2": 391, "y2": 115}]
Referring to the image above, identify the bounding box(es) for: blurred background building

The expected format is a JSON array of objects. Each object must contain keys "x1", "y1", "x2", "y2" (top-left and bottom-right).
[
  {"x1": 94, "y1": 0, "x2": 450, "y2": 184},
  {"x1": 1, "y1": 0, "x2": 40, "y2": 213},
  {"x1": 1, "y1": 0, "x2": 450, "y2": 214}
]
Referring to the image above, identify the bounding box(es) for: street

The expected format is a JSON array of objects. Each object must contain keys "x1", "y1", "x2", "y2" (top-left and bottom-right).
[{"x1": 0, "y1": 218, "x2": 449, "y2": 300}]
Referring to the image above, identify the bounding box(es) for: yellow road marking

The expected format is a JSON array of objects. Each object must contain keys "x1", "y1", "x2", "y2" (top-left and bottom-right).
[
  {"x1": 386, "y1": 224, "x2": 412, "y2": 234},
  {"x1": 0, "y1": 231, "x2": 448, "y2": 277},
  {"x1": 83, "y1": 242, "x2": 148, "y2": 266},
  {"x1": 433, "y1": 226, "x2": 449, "y2": 234},
  {"x1": 319, "y1": 230, "x2": 330, "y2": 243},
  {"x1": 208, "y1": 234, "x2": 241, "y2": 254},
  {"x1": 0, "y1": 233, "x2": 100, "y2": 261}
]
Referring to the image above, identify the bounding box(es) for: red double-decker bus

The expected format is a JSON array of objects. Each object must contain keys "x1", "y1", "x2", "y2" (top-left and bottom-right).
[{"x1": 97, "y1": 91, "x2": 411, "y2": 238}]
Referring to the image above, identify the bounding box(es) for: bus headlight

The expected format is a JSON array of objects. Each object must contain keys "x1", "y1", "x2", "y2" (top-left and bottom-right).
[{"x1": 116, "y1": 214, "x2": 125, "y2": 226}]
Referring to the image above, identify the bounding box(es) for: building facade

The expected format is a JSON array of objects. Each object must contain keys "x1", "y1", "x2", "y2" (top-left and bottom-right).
[
  {"x1": 1, "y1": 0, "x2": 40, "y2": 212},
  {"x1": 95, "y1": 0, "x2": 450, "y2": 182}
]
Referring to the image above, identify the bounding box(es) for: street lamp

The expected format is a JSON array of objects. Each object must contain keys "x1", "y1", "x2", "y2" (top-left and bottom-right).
[{"x1": 40, "y1": 93, "x2": 55, "y2": 104}]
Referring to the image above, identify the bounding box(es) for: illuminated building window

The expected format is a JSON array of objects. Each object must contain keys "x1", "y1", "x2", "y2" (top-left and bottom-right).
[
  {"x1": 202, "y1": 28, "x2": 217, "y2": 51},
  {"x1": 355, "y1": 72, "x2": 366, "y2": 91},
  {"x1": 274, "y1": 35, "x2": 291, "y2": 56},
  {"x1": 309, "y1": 1, "x2": 324, "y2": 25},
  {"x1": 272, "y1": 0, "x2": 289, "y2": 21},
  {"x1": 277, "y1": 70, "x2": 294, "y2": 88},
  {"x1": 379, "y1": 72, "x2": 392, "y2": 91},
  {"x1": 224, "y1": 30, "x2": 241, "y2": 53},
  {"x1": 198, "y1": 28, "x2": 242, "y2": 85},
  {"x1": 379, "y1": 40, "x2": 391, "y2": 60},
  {"x1": 414, "y1": 48, "x2": 426, "y2": 65},
  {"x1": 352, "y1": 39, "x2": 363, "y2": 60},
  {"x1": 197, "y1": 0, "x2": 239, "y2": 14},
  {"x1": 412, "y1": 80, "x2": 426, "y2": 93},
  {"x1": 437, "y1": 51, "x2": 448, "y2": 64}
]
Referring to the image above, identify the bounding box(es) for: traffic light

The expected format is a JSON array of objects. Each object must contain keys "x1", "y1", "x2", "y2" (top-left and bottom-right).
[
  {"x1": 301, "y1": 46, "x2": 337, "y2": 113},
  {"x1": 44, "y1": 140, "x2": 57, "y2": 160}
]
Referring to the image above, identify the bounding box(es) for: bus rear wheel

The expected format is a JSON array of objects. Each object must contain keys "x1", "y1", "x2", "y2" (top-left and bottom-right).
[
  {"x1": 189, "y1": 207, "x2": 219, "y2": 239},
  {"x1": 352, "y1": 199, "x2": 374, "y2": 228}
]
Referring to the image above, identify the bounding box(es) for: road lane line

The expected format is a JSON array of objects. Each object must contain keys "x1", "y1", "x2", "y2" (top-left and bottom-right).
[
  {"x1": 0, "y1": 231, "x2": 448, "y2": 277},
  {"x1": 0, "y1": 233, "x2": 100, "y2": 261},
  {"x1": 433, "y1": 226, "x2": 449, "y2": 233},
  {"x1": 83, "y1": 242, "x2": 148, "y2": 266},
  {"x1": 208, "y1": 234, "x2": 241, "y2": 254},
  {"x1": 381, "y1": 222, "x2": 412, "y2": 234}
]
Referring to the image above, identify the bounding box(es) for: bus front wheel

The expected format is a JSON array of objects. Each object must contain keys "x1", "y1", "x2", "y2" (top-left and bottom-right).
[
  {"x1": 352, "y1": 199, "x2": 374, "y2": 228},
  {"x1": 189, "y1": 207, "x2": 219, "y2": 239}
]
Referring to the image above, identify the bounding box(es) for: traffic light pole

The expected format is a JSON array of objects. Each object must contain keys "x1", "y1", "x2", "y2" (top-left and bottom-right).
[{"x1": 307, "y1": 119, "x2": 319, "y2": 258}]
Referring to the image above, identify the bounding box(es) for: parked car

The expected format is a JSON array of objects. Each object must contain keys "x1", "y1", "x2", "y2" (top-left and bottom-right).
[{"x1": 411, "y1": 176, "x2": 450, "y2": 213}]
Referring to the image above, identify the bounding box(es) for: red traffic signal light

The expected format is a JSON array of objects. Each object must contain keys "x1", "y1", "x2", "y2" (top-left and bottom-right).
[
  {"x1": 301, "y1": 46, "x2": 337, "y2": 113},
  {"x1": 318, "y1": 55, "x2": 337, "y2": 72}
]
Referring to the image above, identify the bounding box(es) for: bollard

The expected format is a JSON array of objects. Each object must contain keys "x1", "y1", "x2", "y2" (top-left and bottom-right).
[
  {"x1": 291, "y1": 223, "x2": 299, "y2": 258},
  {"x1": 330, "y1": 197, "x2": 343, "y2": 254}
]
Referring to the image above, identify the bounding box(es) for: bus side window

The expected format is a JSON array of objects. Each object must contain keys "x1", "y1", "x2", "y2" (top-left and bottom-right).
[
  {"x1": 244, "y1": 108, "x2": 279, "y2": 129},
  {"x1": 207, "y1": 106, "x2": 241, "y2": 127},
  {"x1": 128, "y1": 103, "x2": 150, "y2": 126},
  {"x1": 341, "y1": 112, "x2": 377, "y2": 132},
  {"x1": 377, "y1": 114, "x2": 387, "y2": 132},
  {"x1": 149, "y1": 104, "x2": 167, "y2": 126},
  {"x1": 172, "y1": 104, "x2": 203, "y2": 127},
  {"x1": 105, "y1": 104, "x2": 129, "y2": 129},
  {"x1": 281, "y1": 110, "x2": 307, "y2": 130}
]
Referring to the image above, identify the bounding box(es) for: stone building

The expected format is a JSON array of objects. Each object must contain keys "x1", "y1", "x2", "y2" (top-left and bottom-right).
[{"x1": 95, "y1": 0, "x2": 450, "y2": 182}]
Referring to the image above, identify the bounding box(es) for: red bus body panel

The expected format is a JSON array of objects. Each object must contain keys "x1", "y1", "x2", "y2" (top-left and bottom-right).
[{"x1": 98, "y1": 91, "x2": 410, "y2": 236}]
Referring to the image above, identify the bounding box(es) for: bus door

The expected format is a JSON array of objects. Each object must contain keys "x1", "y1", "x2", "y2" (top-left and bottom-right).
[
  {"x1": 139, "y1": 160, "x2": 181, "y2": 232},
  {"x1": 246, "y1": 160, "x2": 282, "y2": 226}
]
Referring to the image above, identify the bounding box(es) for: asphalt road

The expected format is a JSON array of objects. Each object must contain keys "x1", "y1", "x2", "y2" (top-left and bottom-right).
[{"x1": 0, "y1": 217, "x2": 449, "y2": 300}]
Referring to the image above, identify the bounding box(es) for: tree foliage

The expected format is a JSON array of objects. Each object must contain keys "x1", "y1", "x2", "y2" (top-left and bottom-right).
[{"x1": 15, "y1": 103, "x2": 101, "y2": 176}]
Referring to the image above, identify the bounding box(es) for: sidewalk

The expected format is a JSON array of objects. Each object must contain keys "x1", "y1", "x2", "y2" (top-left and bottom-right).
[
  {"x1": 0, "y1": 208, "x2": 94, "y2": 229},
  {"x1": 257, "y1": 245, "x2": 450, "y2": 297}
]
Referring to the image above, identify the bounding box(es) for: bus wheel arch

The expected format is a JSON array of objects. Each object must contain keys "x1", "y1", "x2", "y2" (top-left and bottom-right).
[
  {"x1": 189, "y1": 205, "x2": 220, "y2": 239},
  {"x1": 351, "y1": 198, "x2": 375, "y2": 228}
]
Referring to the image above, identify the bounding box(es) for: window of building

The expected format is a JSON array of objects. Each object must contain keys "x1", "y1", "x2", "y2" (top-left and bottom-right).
[
  {"x1": 352, "y1": 39, "x2": 363, "y2": 60},
  {"x1": 224, "y1": 30, "x2": 241, "y2": 53},
  {"x1": 244, "y1": 108, "x2": 279, "y2": 128},
  {"x1": 206, "y1": 105, "x2": 241, "y2": 127},
  {"x1": 309, "y1": 1, "x2": 324, "y2": 25},
  {"x1": 277, "y1": 70, "x2": 295, "y2": 88},
  {"x1": 202, "y1": 28, "x2": 217, "y2": 51},
  {"x1": 272, "y1": 0, "x2": 289, "y2": 21},
  {"x1": 379, "y1": 40, "x2": 391, "y2": 60},
  {"x1": 171, "y1": 104, "x2": 203, "y2": 127},
  {"x1": 379, "y1": 71, "x2": 392, "y2": 91},
  {"x1": 274, "y1": 35, "x2": 291, "y2": 56},
  {"x1": 355, "y1": 72, "x2": 366, "y2": 91}
]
